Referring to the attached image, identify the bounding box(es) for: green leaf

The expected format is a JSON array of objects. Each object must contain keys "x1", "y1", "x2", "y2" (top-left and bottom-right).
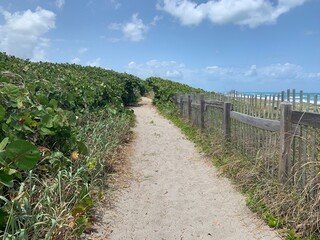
[
  {"x1": 72, "y1": 206, "x2": 86, "y2": 217},
  {"x1": 77, "y1": 141, "x2": 89, "y2": 155},
  {"x1": 17, "y1": 98, "x2": 23, "y2": 108},
  {"x1": 0, "y1": 170, "x2": 14, "y2": 187},
  {"x1": 24, "y1": 116, "x2": 38, "y2": 128},
  {"x1": 40, "y1": 127, "x2": 55, "y2": 136},
  {"x1": 49, "y1": 99, "x2": 58, "y2": 109},
  {"x1": 75, "y1": 216, "x2": 88, "y2": 235},
  {"x1": 37, "y1": 95, "x2": 49, "y2": 105},
  {"x1": 6, "y1": 140, "x2": 40, "y2": 170},
  {"x1": 0, "y1": 83, "x2": 19, "y2": 97},
  {"x1": 23, "y1": 65, "x2": 29, "y2": 72},
  {"x1": 0, "y1": 208, "x2": 9, "y2": 229},
  {"x1": 7, "y1": 168, "x2": 18, "y2": 175},
  {"x1": 0, "y1": 137, "x2": 9, "y2": 151},
  {"x1": 42, "y1": 114, "x2": 53, "y2": 128},
  {"x1": 0, "y1": 152, "x2": 7, "y2": 165},
  {"x1": 69, "y1": 115, "x2": 77, "y2": 127},
  {"x1": 88, "y1": 158, "x2": 96, "y2": 170},
  {"x1": 0, "y1": 105, "x2": 5, "y2": 121}
]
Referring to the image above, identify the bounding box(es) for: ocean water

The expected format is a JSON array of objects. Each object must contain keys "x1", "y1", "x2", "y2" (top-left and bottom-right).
[{"x1": 239, "y1": 91, "x2": 320, "y2": 104}]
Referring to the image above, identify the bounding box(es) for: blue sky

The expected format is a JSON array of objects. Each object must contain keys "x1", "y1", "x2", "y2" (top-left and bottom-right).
[{"x1": 0, "y1": 0, "x2": 319, "y2": 92}]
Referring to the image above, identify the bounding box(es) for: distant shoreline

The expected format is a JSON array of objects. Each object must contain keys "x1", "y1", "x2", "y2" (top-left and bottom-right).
[{"x1": 226, "y1": 91, "x2": 320, "y2": 104}]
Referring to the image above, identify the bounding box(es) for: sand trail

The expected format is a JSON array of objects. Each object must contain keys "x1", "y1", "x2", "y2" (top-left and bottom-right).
[{"x1": 95, "y1": 97, "x2": 281, "y2": 240}]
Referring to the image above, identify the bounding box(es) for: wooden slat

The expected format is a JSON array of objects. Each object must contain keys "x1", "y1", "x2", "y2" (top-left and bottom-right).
[
  {"x1": 292, "y1": 89, "x2": 296, "y2": 110},
  {"x1": 205, "y1": 100, "x2": 224, "y2": 109},
  {"x1": 191, "y1": 103, "x2": 201, "y2": 107},
  {"x1": 200, "y1": 94, "x2": 205, "y2": 129},
  {"x1": 271, "y1": 94, "x2": 275, "y2": 120},
  {"x1": 268, "y1": 95, "x2": 271, "y2": 119},
  {"x1": 231, "y1": 111, "x2": 280, "y2": 132},
  {"x1": 310, "y1": 95, "x2": 318, "y2": 196},
  {"x1": 291, "y1": 111, "x2": 320, "y2": 128},
  {"x1": 263, "y1": 95, "x2": 267, "y2": 119},
  {"x1": 279, "y1": 102, "x2": 293, "y2": 183},
  {"x1": 299, "y1": 90, "x2": 303, "y2": 111},
  {"x1": 276, "y1": 93, "x2": 280, "y2": 119},
  {"x1": 291, "y1": 91, "x2": 297, "y2": 182}
]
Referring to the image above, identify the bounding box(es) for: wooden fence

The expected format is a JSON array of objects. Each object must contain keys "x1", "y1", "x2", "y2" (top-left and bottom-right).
[{"x1": 174, "y1": 90, "x2": 320, "y2": 193}]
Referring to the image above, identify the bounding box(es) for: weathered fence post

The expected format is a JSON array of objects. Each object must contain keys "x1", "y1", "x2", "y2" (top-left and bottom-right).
[
  {"x1": 174, "y1": 93, "x2": 178, "y2": 105},
  {"x1": 188, "y1": 94, "x2": 192, "y2": 122},
  {"x1": 223, "y1": 102, "x2": 231, "y2": 141},
  {"x1": 279, "y1": 102, "x2": 293, "y2": 184},
  {"x1": 287, "y1": 89, "x2": 291, "y2": 102},
  {"x1": 179, "y1": 95, "x2": 183, "y2": 117},
  {"x1": 200, "y1": 94, "x2": 205, "y2": 130}
]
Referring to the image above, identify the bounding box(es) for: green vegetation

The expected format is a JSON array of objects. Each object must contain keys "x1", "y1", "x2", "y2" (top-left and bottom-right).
[
  {"x1": 0, "y1": 52, "x2": 145, "y2": 239},
  {"x1": 148, "y1": 76, "x2": 319, "y2": 239},
  {"x1": 145, "y1": 77, "x2": 204, "y2": 105}
]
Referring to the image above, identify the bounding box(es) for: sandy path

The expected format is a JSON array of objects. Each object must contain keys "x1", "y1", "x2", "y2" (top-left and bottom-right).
[{"x1": 108, "y1": 97, "x2": 281, "y2": 240}]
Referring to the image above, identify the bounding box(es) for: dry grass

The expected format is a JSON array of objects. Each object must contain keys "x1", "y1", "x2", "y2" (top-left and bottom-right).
[
  {"x1": 158, "y1": 101, "x2": 320, "y2": 239},
  {"x1": 82, "y1": 120, "x2": 136, "y2": 240}
]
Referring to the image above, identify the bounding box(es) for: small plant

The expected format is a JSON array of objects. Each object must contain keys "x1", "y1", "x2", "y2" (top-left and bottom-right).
[{"x1": 286, "y1": 230, "x2": 300, "y2": 240}]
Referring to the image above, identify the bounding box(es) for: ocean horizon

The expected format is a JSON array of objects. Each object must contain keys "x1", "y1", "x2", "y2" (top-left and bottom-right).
[{"x1": 233, "y1": 91, "x2": 320, "y2": 104}]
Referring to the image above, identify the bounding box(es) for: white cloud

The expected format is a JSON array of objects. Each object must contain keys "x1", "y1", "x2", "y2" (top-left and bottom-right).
[
  {"x1": 126, "y1": 60, "x2": 185, "y2": 80},
  {"x1": 126, "y1": 59, "x2": 320, "y2": 91},
  {"x1": 122, "y1": 14, "x2": 148, "y2": 41},
  {"x1": 305, "y1": 30, "x2": 318, "y2": 36},
  {"x1": 109, "y1": 13, "x2": 160, "y2": 42},
  {"x1": 32, "y1": 38, "x2": 50, "y2": 61},
  {"x1": 55, "y1": 0, "x2": 65, "y2": 8},
  {"x1": 157, "y1": 0, "x2": 206, "y2": 25},
  {"x1": 205, "y1": 65, "x2": 235, "y2": 76},
  {"x1": 78, "y1": 47, "x2": 88, "y2": 54},
  {"x1": 69, "y1": 48, "x2": 87, "y2": 65},
  {"x1": 151, "y1": 15, "x2": 162, "y2": 26},
  {"x1": 87, "y1": 58, "x2": 101, "y2": 67},
  {"x1": 158, "y1": 0, "x2": 307, "y2": 27},
  {"x1": 71, "y1": 57, "x2": 81, "y2": 64},
  {"x1": 0, "y1": 7, "x2": 56, "y2": 60},
  {"x1": 110, "y1": 0, "x2": 121, "y2": 9},
  {"x1": 258, "y1": 62, "x2": 303, "y2": 79},
  {"x1": 245, "y1": 64, "x2": 258, "y2": 76}
]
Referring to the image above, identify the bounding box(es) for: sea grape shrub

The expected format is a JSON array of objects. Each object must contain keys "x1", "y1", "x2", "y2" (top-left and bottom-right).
[
  {"x1": 0, "y1": 52, "x2": 145, "y2": 234},
  {"x1": 146, "y1": 77, "x2": 204, "y2": 105}
]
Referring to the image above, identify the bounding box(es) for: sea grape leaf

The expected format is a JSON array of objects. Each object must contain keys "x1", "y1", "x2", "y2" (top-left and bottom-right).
[
  {"x1": 6, "y1": 140, "x2": 40, "y2": 170},
  {"x1": 7, "y1": 168, "x2": 18, "y2": 175},
  {"x1": 0, "y1": 83, "x2": 20, "y2": 99},
  {"x1": 0, "y1": 105, "x2": 5, "y2": 121},
  {"x1": 24, "y1": 117, "x2": 37, "y2": 128},
  {"x1": 23, "y1": 65, "x2": 29, "y2": 72},
  {"x1": 69, "y1": 115, "x2": 77, "y2": 127},
  {"x1": 0, "y1": 208, "x2": 9, "y2": 229},
  {"x1": 40, "y1": 127, "x2": 55, "y2": 136},
  {"x1": 0, "y1": 137, "x2": 9, "y2": 151},
  {"x1": 42, "y1": 114, "x2": 53, "y2": 128},
  {"x1": 37, "y1": 95, "x2": 49, "y2": 105},
  {"x1": 77, "y1": 141, "x2": 89, "y2": 155},
  {"x1": 0, "y1": 170, "x2": 13, "y2": 187},
  {"x1": 49, "y1": 99, "x2": 58, "y2": 109}
]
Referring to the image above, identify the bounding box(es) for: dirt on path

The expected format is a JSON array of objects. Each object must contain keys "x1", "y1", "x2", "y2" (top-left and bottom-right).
[{"x1": 93, "y1": 97, "x2": 281, "y2": 240}]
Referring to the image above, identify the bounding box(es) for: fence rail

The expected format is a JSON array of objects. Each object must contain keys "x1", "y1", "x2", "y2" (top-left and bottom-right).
[{"x1": 174, "y1": 90, "x2": 320, "y2": 192}]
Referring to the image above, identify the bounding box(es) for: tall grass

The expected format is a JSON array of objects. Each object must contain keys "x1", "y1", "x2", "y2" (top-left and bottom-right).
[
  {"x1": 156, "y1": 100, "x2": 319, "y2": 239},
  {"x1": 0, "y1": 109, "x2": 134, "y2": 239}
]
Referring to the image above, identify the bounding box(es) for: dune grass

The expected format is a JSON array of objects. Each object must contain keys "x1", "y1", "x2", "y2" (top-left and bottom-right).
[{"x1": 156, "y1": 100, "x2": 318, "y2": 240}]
